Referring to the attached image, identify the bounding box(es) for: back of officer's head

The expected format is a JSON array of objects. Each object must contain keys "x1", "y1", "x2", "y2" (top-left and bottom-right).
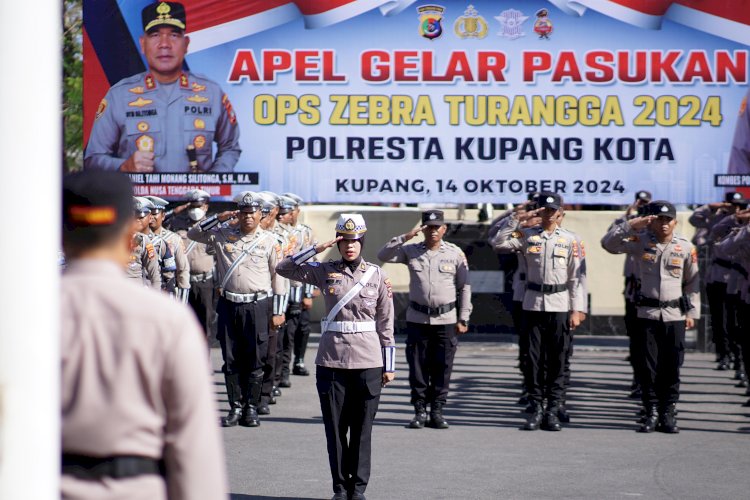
[{"x1": 62, "y1": 171, "x2": 134, "y2": 259}]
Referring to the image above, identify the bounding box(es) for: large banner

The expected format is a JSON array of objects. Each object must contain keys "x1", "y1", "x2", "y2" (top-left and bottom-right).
[{"x1": 83, "y1": 0, "x2": 750, "y2": 203}]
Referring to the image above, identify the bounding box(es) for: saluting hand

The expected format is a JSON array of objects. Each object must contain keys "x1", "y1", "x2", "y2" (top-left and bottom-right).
[
  {"x1": 382, "y1": 372, "x2": 395, "y2": 387},
  {"x1": 173, "y1": 202, "x2": 190, "y2": 215},
  {"x1": 735, "y1": 208, "x2": 750, "y2": 222},
  {"x1": 404, "y1": 225, "x2": 428, "y2": 241},
  {"x1": 628, "y1": 215, "x2": 655, "y2": 230},
  {"x1": 314, "y1": 236, "x2": 343, "y2": 254},
  {"x1": 121, "y1": 151, "x2": 155, "y2": 173},
  {"x1": 217, "y1": 210, "x2": 239, "y2": 222}
]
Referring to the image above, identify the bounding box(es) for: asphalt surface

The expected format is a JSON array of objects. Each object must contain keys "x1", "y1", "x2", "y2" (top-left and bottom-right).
[{"x1": 213, "y1": 335, "x2": 750, "y2": 500}]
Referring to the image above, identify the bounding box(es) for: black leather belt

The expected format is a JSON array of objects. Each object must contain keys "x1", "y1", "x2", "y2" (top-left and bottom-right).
[
  {"x1": 410, "y1": 301, "x2": 456, "y2": 315},
  {"x1": 714, "y1": 258, "x2": 733, "y2": 269},
  {"x1": 636, "y1": 296, "x2": 681, "y2": 308},
  {"x1": 526, "y1": 282, "x2": 567, "y2": 294},
  {"x1": 62, "y1": 454, "x2": 164, "y2": 480}
]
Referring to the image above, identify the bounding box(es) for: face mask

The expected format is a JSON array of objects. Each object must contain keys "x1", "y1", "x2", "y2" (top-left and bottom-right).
[{"x1": 188, "y1": 207, "x2": 206, "y2": 221}]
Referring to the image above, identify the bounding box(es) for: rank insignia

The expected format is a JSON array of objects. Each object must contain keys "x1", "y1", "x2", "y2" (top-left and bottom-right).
[
  {"x1": 137, "y1": 121, "x2": 149, "y2": 132},
  {"x1": 187, "y1": 94, "x2": 209, "y2": 103},
  {"x1": 129, "y1": 97, "x2": 154, "y2": 108},
  {"x1": 495, "y1": 8, "x2": 528, "y2": 40},
  {"x1": 328, "y1": 272, "x2": 343, "y2": 279},
  {"x1": 179, "y1": 73, "x2": 189, "y2": 89},
  {"x1": 128, "y1": 86, "x2": 145, "y2": 94},
  {"x1": 418, "y1": 5, "x2": 445, "y2": 41},
  {"x1": 533, "y1": 8, "x2": 553, "y2": 40},
  {"x1": 194, "y1": 118, "x2": 206, "y2": 129},
  {"x1": 192, "y1": 82, "x2": 207, "y2": 92},
  {"x1": 135, "y1": 135, "x2": 154, "y2": 152},
  {"x1": 145, "y1": 243, "x2": 155, "y2": 259},
  {"x1": 454, "y1": 5, "x2": 488, "y2": 39},
  {"x1": 95, "y1": 98, "x2": 107, "y2": 120},
  {"x1": 194, "y1": 135, "x2": 206, "y2": 149},
  {"x1": 145, "y1": 74, "x2": 156, "y2": 90}
]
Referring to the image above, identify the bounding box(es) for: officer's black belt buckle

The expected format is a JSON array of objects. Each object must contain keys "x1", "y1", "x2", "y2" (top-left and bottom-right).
[
  {"x1": 62, "y1": 454, "x2": 164, "y2": 480},
  {"x1": 636, "y1": 295, "x2": 681, "y2": 309},
  {"x1": 409, "y1": 301, "x2": 456, "y2": 315},
  {"x1": 526, "y1": 282, "x2": 567, "y2": 294}
]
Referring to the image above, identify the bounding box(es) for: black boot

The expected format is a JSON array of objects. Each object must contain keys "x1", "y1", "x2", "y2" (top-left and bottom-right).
[
  {"x1": 409, "y1": 401, "x2": 428, "y2": 429},
  {"x1": 293, "y1": 358, "x2": 310, "y2": 376},
  {"x1": 557, "y1": 402, "x2": 571, "y2": 423},
  {"x1": 257, "y1": 396, "x2": 271, "y2": 415},
  {"x1": 717, "y1": 356, "x2": 730, "y2": 371},
  {"x1": 221, "y1": 373, "x2": 243, "y2": 427},
  {"x1": 221, "y1": 406, "x2": 242, "y2": 427},
  {"x1": 239, "y1": 405, "x2": 260, "y2": 427},
  {"x1": 522, "y1": 402, "x2": 543, "y2": 431},
  {"x1": 657, "y1": 404, "x2": 679, "y2": 434},
  {"x1": 429, "y1": 402, "x2": 450, "y2": 429},
  {"x1": 272, "y1": 386, "x2": 282, "y2": 397},
  {"x1": 637, "y1": 405, "x2": 658, "y2": 432},
  {"x1": 542, "y1": 403, "x2": 562, "y2": 431}
]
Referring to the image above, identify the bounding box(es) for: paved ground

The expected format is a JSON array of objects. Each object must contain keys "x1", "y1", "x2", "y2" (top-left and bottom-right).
[{"x1": 214, "y1": 335, "x2": 750, "y2": 500}]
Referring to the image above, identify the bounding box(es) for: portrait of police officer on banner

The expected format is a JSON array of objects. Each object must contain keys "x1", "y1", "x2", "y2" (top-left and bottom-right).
[{"x1": 84, "y1": 1, "x2": 241, "y2": 173}]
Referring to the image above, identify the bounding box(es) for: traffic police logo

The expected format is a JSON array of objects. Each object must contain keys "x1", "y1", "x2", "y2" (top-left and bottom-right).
[
  {"x1": 129, "y1": 97, "x2": 154, "y2": 108},
  {"x1": 429, "y1": 212, "x2": 437, "y2": 220},
  {"x1": 418, "y1": 5, "x2": 445, "y2": 40},
  {"x1": 194, "y1": 135, "x2": 207, "y2": 149},
  {"x1": 187, "y1": 94, "x2": 209, "y2": 103},
  {"x1": 454, "y1": 5, "x2": 488, "y2": 39},
  {"x1": 660, "y1": 205, "x2": 669, "y2": 213},
  {"x1": 136, "y1": 135, "x2": 154, "y2": 152},
  {"x1": 95, "y1": 98, "x2": 107, "y2": 120},
  {"x1": 533, "y1": 8, "x2": 553, "y2": 40},
  {"x1": 194, "y1": 118, "x2": 206, "y2": 129},
  {"x1": 137, "y1": 121, "x2": 149, "y2": 132},
  {"x1": 495, "y1": 8, "x2": 528, "y2": 40},
  {"x1": 546, "y1": 196, "x2": 555, "y2": 203},
  {"x1": 344, "y1": 219, "x2": 356, "y2": 231}
]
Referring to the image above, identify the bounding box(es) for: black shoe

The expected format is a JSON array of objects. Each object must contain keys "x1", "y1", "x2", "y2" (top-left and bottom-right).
[
  {"x1": 717, "y1": 361, "x2": 730, "y2": 371},
  {"x1": 557, "y1": 404, "x2": 571, "y2": 423},
  {"x1": 745, "y1": 386, "x2": 750, "y2": 397},
  {"x1": 279, "y1": 378, "x2": 292, "y2": 388},
  {"x1": 272, "y1": 386, "x2": 282, "y2": 397},
  {"x1": 221, "y1": 407, "x2": 242, "y2": 427},
  {"x1": 428, "y1": 403, "x2": 450, "y2": 429},
  {"x1": 743, "y1": 399, "x2": 750, "y2": 407},
  {"x1": 736, "y1": 379, "x2": 748, "y2": 388},
  {"x1": 542, "y1": 405, "x2": 562, "y2": 431},
  {"x1": 734, "y1": 370, "x2": 746, "y2": 381},
  {"x1": 522, "y1": 404, "x2": 543, "y2": 431},
  {"x1": 656, "y1": 405, "x2": 679, "y2": 434},
  {"x1": 331, "y1": 493, "x2": 347, "y2": 500},
  {"x1": 293, "y1": 363, "x2": 310, "y2": 376},
  {"x1": 409, "y1": 402, "x2": 428, "y2": 429},
  {"x1": 268, "y1": 396, "x2": 277, "y2": 405},
  {"x1": 239, "y1": 405, "x2": 260, "y2": 427},
  {"x1": 257, "y1": 401, "x2": 270, "y2": 415},
  {"x1": 637, "y1": 406, "x2": 658, "y2": 433}
]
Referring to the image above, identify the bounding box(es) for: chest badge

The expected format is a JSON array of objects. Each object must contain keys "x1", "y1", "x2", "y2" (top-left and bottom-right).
[
  {"x1": 137, "y1": 121, "x2": 149, "y2": 132},
  {"x1": 187, "y1": 94, "x2": 209, "y2": 103},
  {"x1": 129, "y1": 97, "x2": 153, "y2": 108}
]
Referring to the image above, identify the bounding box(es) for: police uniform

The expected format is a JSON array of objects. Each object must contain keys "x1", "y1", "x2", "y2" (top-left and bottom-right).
[
  {"x1": 128, "y1": 198, "x2": 161, "y2": 288},
  {"x1": 601, "y1": 201, "x2": 700, "y2": 433},
  {"x1": 84, "y1": 2, "x2": 240, "y2": 173},
  {"x1": 171, "y1": 189, "x2": 219, "y2": 342},
  {"x1": 728, "y1": 87, "x2": 750, "y2": 176},
  {"x1": 61, "y1": 171, "x2": 227, "y2": 500},
  {"x1": 378, "y1": 209, "x2": 472, "y2": 429},
  {"x1": 145, "y1": 196, "x2": 191, "y2": 299},
  {"x1": 187, "y1": 192, "x2": 286, "y2": 427},
  {"x1": 491, "y1": 192, "x2": 582, "y2": 431},
  {"x1": 276, "y1": 214, "x2": 395, "y2": 500}
]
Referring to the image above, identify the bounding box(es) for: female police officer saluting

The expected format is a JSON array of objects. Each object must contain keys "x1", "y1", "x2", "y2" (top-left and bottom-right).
[{"x1": 276, "y1": 213, "x2": 395, "y2": 500}]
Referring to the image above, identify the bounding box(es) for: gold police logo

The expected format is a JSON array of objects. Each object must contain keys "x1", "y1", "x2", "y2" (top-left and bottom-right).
[
  {"x1": 194, "y1": 135, "x2": 206, "y2": 149},
  {"x1": 418, "y1": 5, "x2": 445, "y2": 40},
  {"x1": 128, "y1": 86, "x2": 145, "y2": 94},
  {"x1": 344, "y1": 219, "x2": 356, "y2": 231},
  {"x1": 137, "y1": 121, "x2": 149, "y2": 132},
  {"x1": 157, "y1": 2, "x2": 171, "y2": 17},
  {"x1": 454, "y1": 5, "x2": 488, "y2": 39},
  {"x1": 187, "y1": 94, "x2": 209, "y2": 103},
  {"x1": 129, "y1": 97, "x2": 154, "y2": 108},
  {"x1": 194, "y1": 118, "x2": 206, "y2": 129}
]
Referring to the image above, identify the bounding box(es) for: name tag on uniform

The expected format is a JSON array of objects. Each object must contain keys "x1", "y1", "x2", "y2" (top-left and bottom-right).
[
  {"x1": 553, "y1": 247, "x2": 568, "y2": 258},
  {"x1": 440, "y1": 263, "x2": 456, "y2": 272},
  {"x1": 670, "y1": 257, "x2": 682, "y2": 266}
]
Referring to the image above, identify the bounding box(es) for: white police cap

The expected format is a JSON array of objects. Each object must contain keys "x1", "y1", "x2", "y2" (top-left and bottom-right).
[{"x1": 335, "y1": 213, "x2": 367, "y2": 240}]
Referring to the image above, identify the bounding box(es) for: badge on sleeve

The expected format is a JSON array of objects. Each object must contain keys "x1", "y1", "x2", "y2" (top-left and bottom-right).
[
  {"x1": 95, "y1": 98, "x2": 107, "y2": 120},
  {"x1": 145, "y1": 243, "x2": 155, "y2": 259},
  {"x1": 690, "y1": 247, "x2": 698, "y2": 263},
  {"x1": 384, "y1": 277, "x2": 393, "y2": 298}
]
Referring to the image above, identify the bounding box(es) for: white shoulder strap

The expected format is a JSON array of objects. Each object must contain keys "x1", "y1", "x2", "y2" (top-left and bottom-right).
[
  {"x1": 324, "y1": 265, "x2": 377, "y2": 324},
  {"x1": 219, "y1": 234, "x2": 268, "y2": 290}
]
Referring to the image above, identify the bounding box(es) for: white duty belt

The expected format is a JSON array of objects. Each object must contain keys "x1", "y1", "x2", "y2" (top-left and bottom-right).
[{"x1": 321, "y1": 266, "x2": 377, "y2": 334}]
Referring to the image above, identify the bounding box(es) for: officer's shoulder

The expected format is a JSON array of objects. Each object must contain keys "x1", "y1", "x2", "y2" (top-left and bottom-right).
[
  {"x1": 443, "y1": 241, "x2": 465, "y2": 254},
  {"x1": 365, "y1": 261, "x2": 383, "y2": 271},
  {"x1": 559, "y1": 227, "x2": 579, "y2": 238},
  {"x1": 110, "y1": 72, "x2": 149, "y2": 92},
  {"x1": 673, "y1": 234, "x2": 693, "y2": 246}
]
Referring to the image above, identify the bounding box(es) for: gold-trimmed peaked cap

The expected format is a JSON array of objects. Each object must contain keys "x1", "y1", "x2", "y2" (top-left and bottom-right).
[
  {"x1": 335, "y1": 213, "x2": 367, "y2": 240},
  {"x1": 142, "y1": 2, "x2": 186, "y2": 33}
]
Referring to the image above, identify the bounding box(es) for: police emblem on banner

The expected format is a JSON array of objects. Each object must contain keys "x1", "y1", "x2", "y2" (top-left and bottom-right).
[
  {"x1": 495, "y1": 8, "x2": 528, "y2": 40},
  {"x1": 533, "y1": 8, "x2": 553, "y2": 40},
  {"x1": 454, "y1": 5, "x2": 488, "y2": 39},
  {"x1": 418, "y1": 5, "x2": 445, "y2": 40}
]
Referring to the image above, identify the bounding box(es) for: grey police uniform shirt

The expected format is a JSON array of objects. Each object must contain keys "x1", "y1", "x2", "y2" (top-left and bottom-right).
[
  {"x1": 276, "y1": 255, "x2": 395, "y2": 370},
  {"x1": 128, "y1": 232, "x2": 161, "y2": 288},
  {"x1": 84, "y1": 71, "x2": 240, "y2": 172},
  {"x1": 491, "y1": 215, "x2": 581, "y2": 313},
  {"x1": 187, "y1": 224, "x2": 285, "y2": 296},
  {"x1": 688, "y1": 204, "x2": 724, "y2": 247},
  {"x1": 601, "y1": 220, "x2": 700, "y2": 322},
  {"x1": 717, "y1": 225, "x2": 750, "y2": 302},
  {"x1": 728, "y1": 87, "x2": 750, "y2": 176},
  {"x1": 177, "y1": 224, "x2": 216, "y2": 277},
  {"x1": 377, "y1": 236, "x2": 472, "y2": 325},
  {"x1": 151, "y1": 227, "x2": 190, "y2": 289}
]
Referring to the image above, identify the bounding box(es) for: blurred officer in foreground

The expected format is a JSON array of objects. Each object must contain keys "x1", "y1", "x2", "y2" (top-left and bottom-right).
[
  {"x1": 491, "y1": 192, "x2": 583, "y2": 432},
  {"x1": 277, "y1": 214, "x2": 395, "y2": 500},
  {"x1": 145, "y1": 195, "x2": 190, "y2": 301},
  {"x1": 169, "y1": 189, "x2": 218, "y2": 341},
  {"x1": 61, "y1": 171, "x2": 227, "y2": 500},
  {"x1": 84, "y1": 1, "x2": 240, "y2": 173},
  {"x1": 378, "y1": 210, "x2": 472, "y2": 429},
  {"x1": 601, "y1": 201, "x2": 700, "y2": 433},
  {"x1": 188, "y1": 192, "x2": 286, "y2": 428},
  {"x1": 128, "y1": 197, "x2": 161, "y2": 287}
]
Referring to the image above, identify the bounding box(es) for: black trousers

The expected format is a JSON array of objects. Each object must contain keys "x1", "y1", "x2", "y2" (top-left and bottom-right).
[
  {"x1": 217, "y1": 296, "x2": 269, "y2": 408},
  {"x1": 525, "y1": 311, "x2": 569, "y2": 406},
  {"x1": 706, "y1": 282, "x2": 729, "y2": 359},
  {"x1": 512, "y1": 301, "x2": 529, "y2": 382},
  {"x1": 405, "y1": 322, "x2": 458, "y2": 406},
  {"x1": 563, "y1": 325, "x2": 574, "y2": 398},
  {"x1": 725, "y1": 293, "x2": 745, "y2": 368},
  {"x1": 625, "y1": 299, "x2": 646, "y2": 386},
  {"x1": 262, "y1": 328, "x2": 279, "y2": 401},
  {"x1": 317, "y1": 366, "x2": 382, "y2": 497},
  {"x1": 293, "y1": 308, "x2": 312, "y2": 362},
  {"x1": 739, "y1": 301, "x2": 750, "y2": 377},
  {"x1": 188, "y1": 277, "x2": 218, "y2": 344},
  {"x1": 638, "y1": 318, "x2": 685, "y2": 408},
  {"x1": 275, "y1": 302, "x2": 301, "y2": 384}
]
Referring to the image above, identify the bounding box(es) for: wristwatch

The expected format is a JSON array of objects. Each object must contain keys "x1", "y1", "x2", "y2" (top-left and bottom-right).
[{"x1": 458, "y1": 320, "x2": 468, "y2": 327}]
